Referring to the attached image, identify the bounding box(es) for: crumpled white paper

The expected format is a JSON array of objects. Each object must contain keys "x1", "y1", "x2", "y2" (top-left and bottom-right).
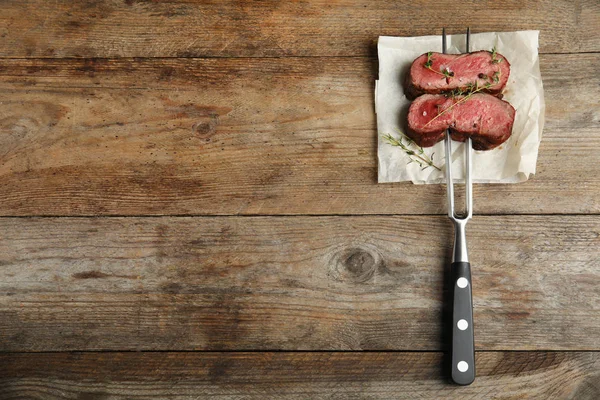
[{"x1": 376, "y1": 31, "x2": 544, "y2": 184}]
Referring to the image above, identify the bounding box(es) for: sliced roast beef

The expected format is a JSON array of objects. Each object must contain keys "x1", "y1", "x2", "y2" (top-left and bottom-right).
[
  {"x1": 406, "y1": 50, "x2": 510, "y2": 99},
  {"x1": 406, "y1": 93, "x2": 515, "y2": 151}
]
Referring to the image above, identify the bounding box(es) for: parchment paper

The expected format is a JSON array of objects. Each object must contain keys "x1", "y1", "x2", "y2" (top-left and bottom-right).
[{"x1": 376, "y1": 31, "x2": 544, "y2": 184}]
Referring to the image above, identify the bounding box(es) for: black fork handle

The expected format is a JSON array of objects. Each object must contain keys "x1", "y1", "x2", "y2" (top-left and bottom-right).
[{"x1": 451, "y1": 261, "x2": 475, "y2": 385}]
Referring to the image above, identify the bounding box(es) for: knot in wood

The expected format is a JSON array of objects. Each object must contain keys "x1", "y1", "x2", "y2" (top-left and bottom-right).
[
  {"x1": 193, "y1": 121, "x2": 215, "y2": 136},
  {"x1": 192, "y1": 114, "x2": 218, "y2": 139},
  {"x1": 330, "y1": 247, "x2": 379, "y2": 284}
]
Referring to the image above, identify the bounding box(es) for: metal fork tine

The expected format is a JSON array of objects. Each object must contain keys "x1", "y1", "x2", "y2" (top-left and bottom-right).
[
  {"x1": 442, "y1": 28, "x2": 454, "y2": 218},
  {"x1": 442, "y1": 27, "x2": 447, "y2": 53},
  {"x1": 466, "y1": 135, "x2": 473, "y2": 218},
  {"x1": 445, "y1": 129, "x2": 454, "y2": 218},
  {"x1": 444, "y1": 27, "x2": 473, "y2": 220},
  {"x1": 466, "y1": 27, "x2": 470, "y2": 55},
  {"x1": 465, "y1": 27, "x2": 473, "y2": 219}
]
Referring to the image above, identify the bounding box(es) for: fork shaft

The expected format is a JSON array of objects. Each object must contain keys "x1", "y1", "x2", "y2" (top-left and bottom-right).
[{"x1": 452, "y1": 219, "x2": 469, "y2": 263}]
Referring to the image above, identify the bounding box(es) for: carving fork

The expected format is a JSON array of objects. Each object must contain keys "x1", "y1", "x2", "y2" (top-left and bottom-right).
[{"x1": 443, "y1": 27, "x2": 475, "y2": 385}]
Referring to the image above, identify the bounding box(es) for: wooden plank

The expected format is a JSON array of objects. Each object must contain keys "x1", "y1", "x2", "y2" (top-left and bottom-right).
[
  {"x1": 0, "y1": 54, "x2": 598, "y2": 216},
  {"x1": 1, "y1": 0, "x2": 598, "y2": 58},
  {"x1": 0, "y1": 215, "x2": 598, "y2": 351},
  {"x1": 0, "y1": 351, "x2": 598, "y2": 399}
]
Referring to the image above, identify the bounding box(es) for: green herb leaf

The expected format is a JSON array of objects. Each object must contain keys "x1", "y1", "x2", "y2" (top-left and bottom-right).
[
  {"x1": 490, "y1": 46, "x2": 503, "y2": 64},
  {"x1": 424, "y1": 52, "x2": 433, "y2": 68},
  {"x1": 423, "y1": 52, "x2": 453, "y2": 80},
  {"x1": 492, "y1": 71, "x2": 500, "y2": 83}
]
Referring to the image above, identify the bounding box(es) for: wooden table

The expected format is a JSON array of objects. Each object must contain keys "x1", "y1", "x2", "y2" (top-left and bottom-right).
[{"x1": 0, "y1": 1, "x2": 599, "y2": 398}]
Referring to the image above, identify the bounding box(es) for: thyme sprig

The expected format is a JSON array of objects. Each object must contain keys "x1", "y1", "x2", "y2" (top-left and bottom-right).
[
  {"x1": 424, "y1": 51, "x2": 454, "y2": 79},
  {"x1": 423, "y1": 82, "x2": 489, "y2": 128},
  {"x1": 490, "y1": 46, "x2": 503, "y2": 64},
  {"x1": 424, "y1": 70, "x2": 502, "y2": 128},
  {"x1": 382, "y1": 129, "x2": 441, "y2": 171}
]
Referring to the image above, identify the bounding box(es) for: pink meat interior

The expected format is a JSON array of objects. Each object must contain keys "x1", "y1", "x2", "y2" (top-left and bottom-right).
[
  {"x1": 407, "y1": 93, "x2": 516, "y2": 150},
  {"x1": 409, "y1": 51, "x2": 510, "y2": 94}
]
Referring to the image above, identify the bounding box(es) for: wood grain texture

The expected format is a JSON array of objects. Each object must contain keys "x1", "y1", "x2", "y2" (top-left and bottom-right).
[
  {"x1": 0, "y1": 54, "x2": 598, "y2": 216},
  {"x1": 1, "y1": 0, "x2": 599, "y2": 58},
  {"x1": 0, "y1": 352, "x2": 598, "y2": 399},
  {"x1": 0, "y1": 215, "x2": 598, "y2": 351}
]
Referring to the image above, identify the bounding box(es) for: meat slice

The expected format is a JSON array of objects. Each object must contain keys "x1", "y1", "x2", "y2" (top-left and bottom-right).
[
  {"x1": 406, "y1": 93, "x2": 515, "y2": 151},
  {"x1": 406, "y1": 50, "x2": 510, "y2": 99}
]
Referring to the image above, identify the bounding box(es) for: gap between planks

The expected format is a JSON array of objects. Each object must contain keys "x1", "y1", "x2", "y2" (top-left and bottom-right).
[
  {"x1": 1, "y1": 350, "x2": 599, "y2": 354},
  {"x1": 0, "y1": 213, "x2": 598, "y2": 218},
  {"x1": 0, "y1": 50, "x2": 599, "y2": 61}
]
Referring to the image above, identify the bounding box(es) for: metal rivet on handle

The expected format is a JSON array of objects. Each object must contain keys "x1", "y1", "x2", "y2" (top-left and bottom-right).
[
  {"x1": 457, "y1": 319, "x2": 468, "y2": 330},
  {"x1": 457, "y1": 277, "x2": 468, "y2": 288},
  {"x1": 457, "y1": 361, "x2": 469, "y2": 372}
]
